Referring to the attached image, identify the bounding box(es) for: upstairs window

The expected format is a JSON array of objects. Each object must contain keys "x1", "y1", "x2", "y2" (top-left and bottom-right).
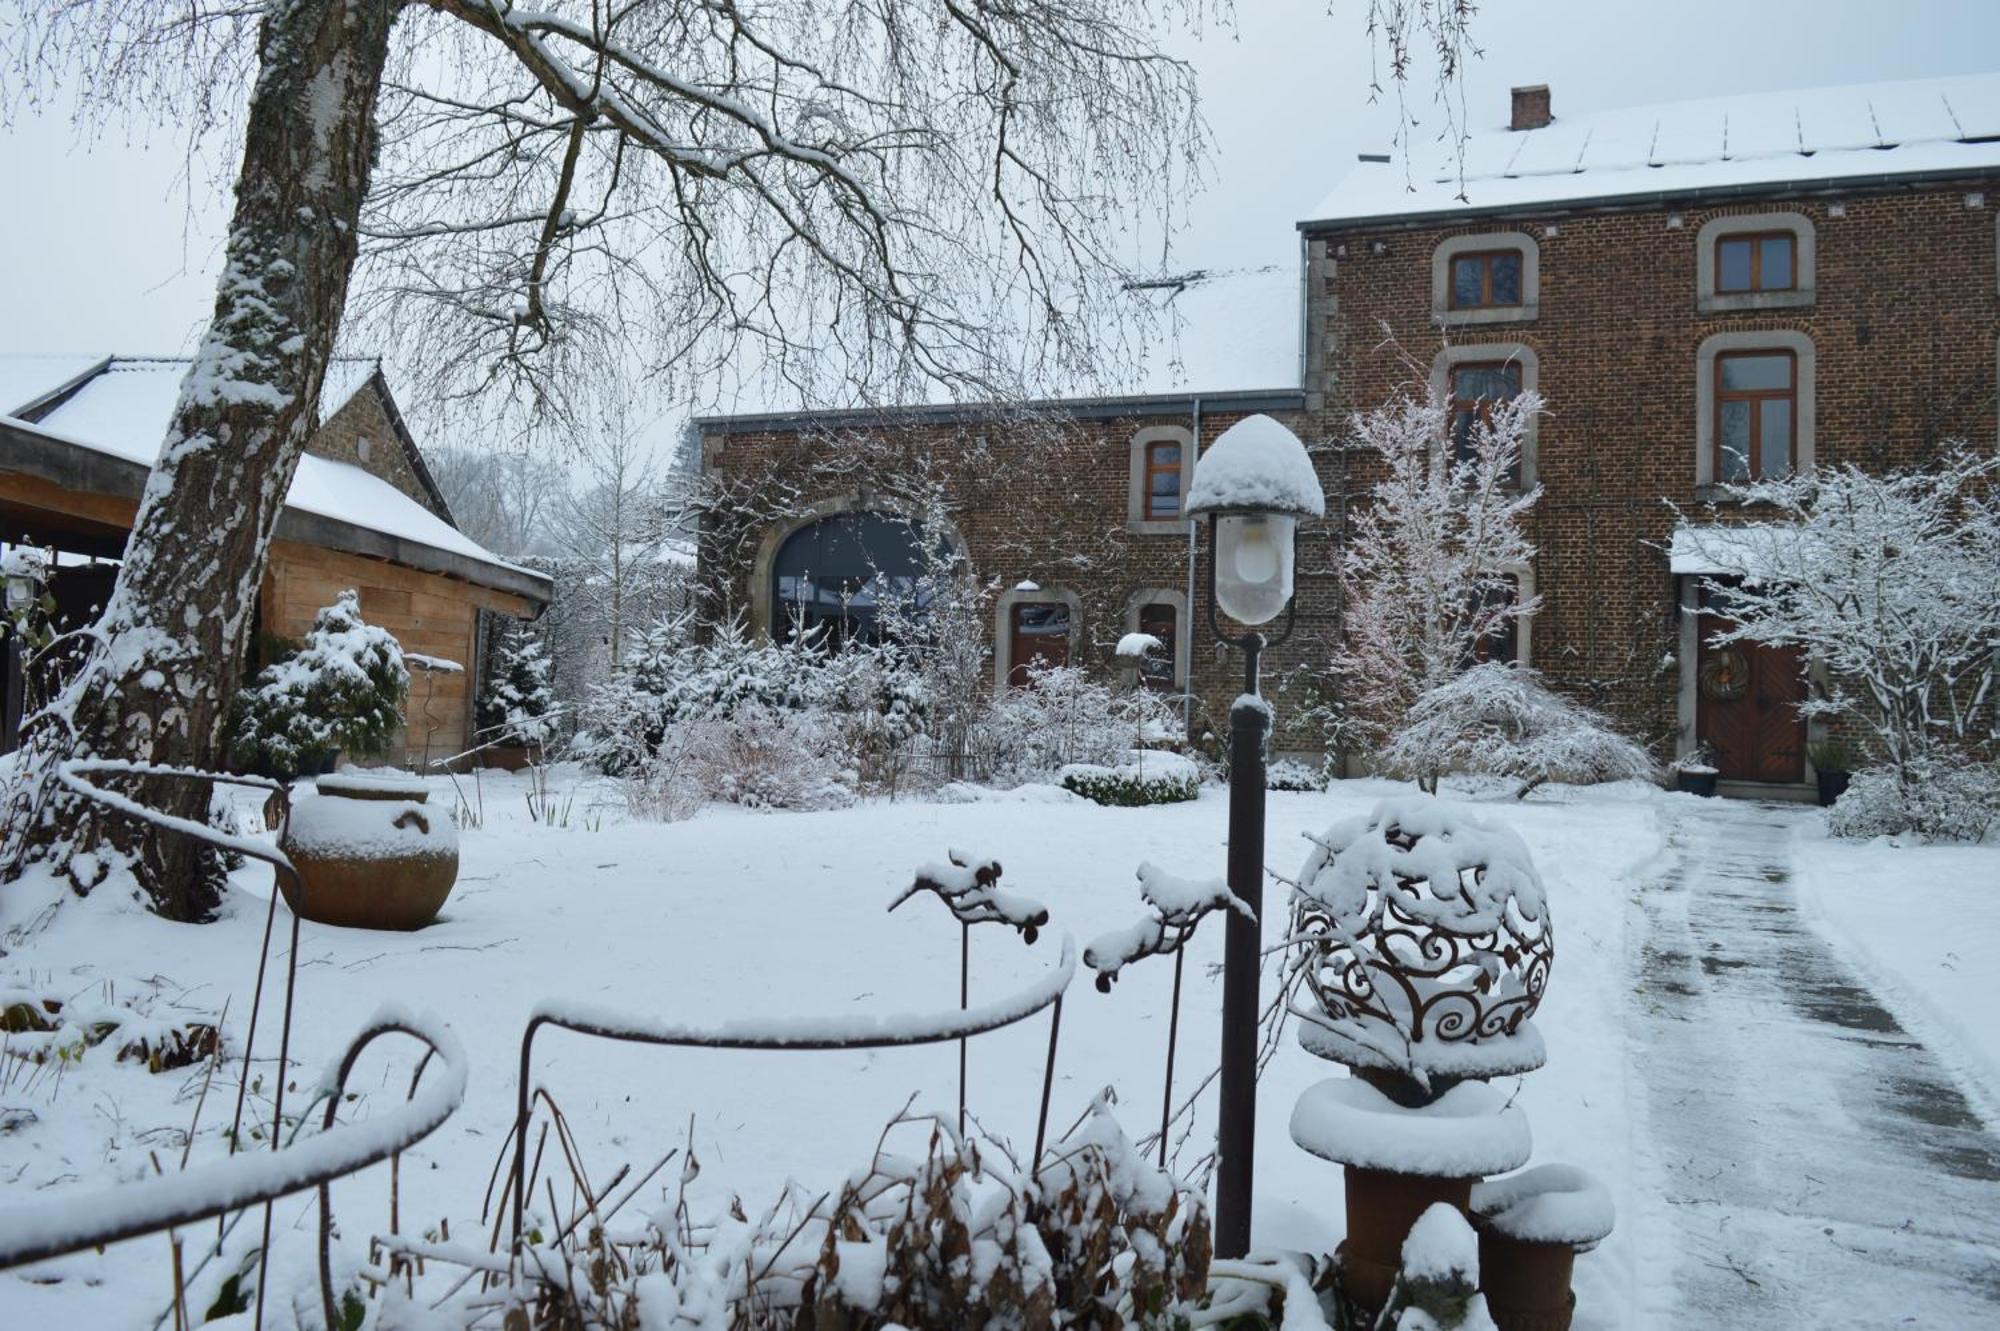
[
  {"x1": 1715, "y1": 351, "x2": 1796, "y2": 482},
  {"x1": 1143, "y1": 439, "x2": 1183, "y2": 520},
  {"x1": 1449, "y1": 249, "x2": 1526, "y2": 311},
  {"x1": 1136, "y1": 602, "x2": 1179, "y2": 689},
  {"x1": 1450, "y1": 361, "x2": 1524, "y2": 479},
  {"x1": 1715, "y1": 232, "x2": 1796, "y2": 294}
]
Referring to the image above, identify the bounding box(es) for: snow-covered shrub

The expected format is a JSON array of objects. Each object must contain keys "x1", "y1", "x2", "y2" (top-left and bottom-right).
[
  {"x1": 1267, "y1": 757, "x2": 1328, "y2": 791},
  {"x1": 1380, "y1": 663, "x2": 1657, "y2": 797},
  {"x1": 476, "y1": 621, "x2": 558, "y2": 747},
  {"x1": 229, "y1": 590, "x2": 407, "y2": 777},
  {"x1": 1060, "y1": 750, "x2": 1201, "y2": 806},
  {"x1": 1827, "y1": 758, "x2": 2000, "y2": 842},
  {"x1": 676, "y1": 704, "x2": 858, "y2": 811},
  {"x1": 828, "y1": 642, "x2": 933, "y2": 794},
  {"x1": 978, "y1": 663, "x2": 1178, "y2": 786}
]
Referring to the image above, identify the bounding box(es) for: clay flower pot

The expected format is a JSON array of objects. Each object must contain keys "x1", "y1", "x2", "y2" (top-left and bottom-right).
[{"x1": 278, "y1": 774, "x2": 459, "y2": 930}]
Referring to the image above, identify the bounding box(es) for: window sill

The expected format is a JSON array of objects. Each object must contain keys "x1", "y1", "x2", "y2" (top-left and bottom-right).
[
  {"x1": 1127, "y1": 519, "x2": 1193, "y2": 538},
  {"x1": 1697, "y1": 289, "x2": 1815, "y2": 315},
  {"x1": 1433, "y1": 302, "x2": 1540, "y2": 327}
]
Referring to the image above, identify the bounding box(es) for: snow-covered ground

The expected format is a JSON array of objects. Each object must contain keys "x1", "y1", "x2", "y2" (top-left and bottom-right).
[{"x1": 0, "y1": 772, "x2": 1993, "y2": 1327}]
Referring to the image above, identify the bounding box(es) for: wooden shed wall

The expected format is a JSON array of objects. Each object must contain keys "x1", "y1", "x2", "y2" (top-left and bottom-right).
[{"x1": 261, "y1": 542, "x2": 533, "y2": 769}]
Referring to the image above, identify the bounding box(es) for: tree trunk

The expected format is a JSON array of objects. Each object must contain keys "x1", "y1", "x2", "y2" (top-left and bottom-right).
[{"x1": 2, "y1": 0, "x2": 401, "y2": 920}]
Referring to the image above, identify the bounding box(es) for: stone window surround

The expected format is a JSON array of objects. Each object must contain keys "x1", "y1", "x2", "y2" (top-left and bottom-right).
[
  {"x1": 1432, "y1": 231, "x2": 1541, "y2": 327},
  {"x1": 1429, "y1": 343, "x2": 1541, "y2": 492},
  {"x1": 1693, "y1": 330, "x2": 1816, "y2": 490},
  {"x1": 748, "y1": 493, "x2": 968, "y2": 642},
  {"x1": 1121, "y1": 588, "x2": 1190, "y2": 690},
  {"x1": 1696, "y1": 212, "x2": 1816, "y2": 313},
  {"x1": 993, "y1": 583, "x2": 1083, "y2": 690},
  {"x1": 1498, "y1": 564, "x2": 1535, "y2": 668},
  {"x1": 1127, "y1": 424, "x2": 1196, "y2": 535}
]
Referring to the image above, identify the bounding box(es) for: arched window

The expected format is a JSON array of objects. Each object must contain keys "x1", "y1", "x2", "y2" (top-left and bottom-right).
[{"x1": 770, "y1": 512, "x2": 933, "y2": 650}]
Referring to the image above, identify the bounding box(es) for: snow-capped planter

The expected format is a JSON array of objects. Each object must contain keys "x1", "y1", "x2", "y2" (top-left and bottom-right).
[
  {"x1": 1059, "y1": 750, "x2": 1200, "y2": 807},
  {"x1": 1470, "y1": 1165, "x2": 1615, "y2": 1331},
  {"x1": 1293, "y1": 798, "x2": 1553, "y2": 1087},
  {"x1": 279, "y1": 776, "x2": 459, "y2": 930},
  {"x1": 1291, "y1": 1075, "x2": 1529, "y2": 1314}
]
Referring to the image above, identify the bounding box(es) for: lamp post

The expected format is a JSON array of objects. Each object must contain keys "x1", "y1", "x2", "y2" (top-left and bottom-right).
[{"x1": 1183, "y1": 414, "x2": 1325, "y2": 1260}]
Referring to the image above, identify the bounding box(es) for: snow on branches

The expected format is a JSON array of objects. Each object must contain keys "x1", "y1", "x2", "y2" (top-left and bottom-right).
[
  {"x1": 228, "y1": 590, "x2": 408, "y2": 778},
  {"x1": 1380, "y1": 663, "x2": 1658, "y2": 798},
  {"x1": 1672, "y1": 449, "x2": 2000, "y2": 839}
]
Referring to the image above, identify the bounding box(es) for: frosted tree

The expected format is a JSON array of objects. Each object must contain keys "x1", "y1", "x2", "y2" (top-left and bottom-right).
[
  {"x1": 1332, "y1": 380, "x2": 1544, "y2": 788},
  {"x1": 0, "y1": 0, "x2": 1215, "y2": 916},
  {"x1": 553, "y1": 425, "x2": 675, "y2": 674},
  {"x1": 1672, "y1": 450, "x2": 2000, "y2": 833},
  {"x1": 476, "y1": 621, "x2": 558, "y2": 748},
  {"x1": 229, "y1": 590, "x2": 409, "y2": 778}
]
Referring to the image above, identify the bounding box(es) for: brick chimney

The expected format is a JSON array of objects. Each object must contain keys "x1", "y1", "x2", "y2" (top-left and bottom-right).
[{"x1": 1510, "y1": 84, "x2": 1552, "y2": 131}]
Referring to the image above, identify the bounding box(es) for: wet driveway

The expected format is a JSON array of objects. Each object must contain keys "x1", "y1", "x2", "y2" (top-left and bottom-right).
[{"x1": 1628, "y1": 801, "x2": 2000, "y2": 1327}]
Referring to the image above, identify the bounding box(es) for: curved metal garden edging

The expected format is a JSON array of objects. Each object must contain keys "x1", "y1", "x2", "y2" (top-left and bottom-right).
[
  {"x1": 33, "y1": 761, "x2": 466, "y2": 1331},
  {"x1": 508, "y1": 934, "x2": 1079, "y2": 1256}
]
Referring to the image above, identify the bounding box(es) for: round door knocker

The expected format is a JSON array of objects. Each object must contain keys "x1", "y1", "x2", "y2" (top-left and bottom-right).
[{"x1": 1699, "y1": 649, "x2": 1749, "y2": 701}]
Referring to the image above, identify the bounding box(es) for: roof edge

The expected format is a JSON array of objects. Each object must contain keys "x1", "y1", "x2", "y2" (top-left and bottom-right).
[
  {"x1": 1297, "y1": 162, "x2": 2000, "y2": 234},
  {"x1": 695, "y1": 387, "x2": 1307, "y2": 435}
]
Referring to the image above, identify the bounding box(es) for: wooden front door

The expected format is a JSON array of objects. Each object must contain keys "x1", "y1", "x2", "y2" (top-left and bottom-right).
[
  {"x1": 1008, "y1": 602, "x2": 1070, "y2": 686},
  {"x1": 1696, "y1": 597, "x2": 1806, "y2": 784}
]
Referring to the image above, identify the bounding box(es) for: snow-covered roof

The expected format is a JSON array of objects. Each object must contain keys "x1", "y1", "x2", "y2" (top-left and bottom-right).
[
  {"x1": 0, "y1": 356, "x2": 546, "y2": 601},
  {"x1": 1667, "y1": 524, "x2": 1797, "y2": 577},
  {"x1": 1307, "y1": 72, "x2": 2000, "y2": 227}
]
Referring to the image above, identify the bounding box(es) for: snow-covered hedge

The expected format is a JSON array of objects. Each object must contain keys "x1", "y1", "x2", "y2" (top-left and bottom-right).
[
  {"x1": 1827, "y1": 759, "x2": 2000, "y2": 843},
  {"x1": 1060, "y1": 750, "x2": 1200, "y2": 806},
  {"x1": 980, "y1": 663, "x2": 1180, "y2": 785},
  {"x1": 1381, "y1": 664, "x2": 1656, "y2": 797},
  {"x1": 1267, "y1": 757, "x2": 1328, "y2": 791}
]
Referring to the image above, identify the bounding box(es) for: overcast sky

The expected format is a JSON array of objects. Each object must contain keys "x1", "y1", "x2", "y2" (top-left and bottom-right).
[{"x1": 0, "y1": 0, "x2": 1993, "y2": 451}]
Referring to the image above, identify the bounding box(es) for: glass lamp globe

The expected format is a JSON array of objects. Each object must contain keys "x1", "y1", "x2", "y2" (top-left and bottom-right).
[{"x1": 1213, "y1": 513, "x2": 1296, "y2": 625}]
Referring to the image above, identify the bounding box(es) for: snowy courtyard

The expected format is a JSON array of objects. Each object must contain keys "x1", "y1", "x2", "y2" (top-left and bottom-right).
[{"x1": 2, "y1": 772, "x2": 1994, "y2": 1327}]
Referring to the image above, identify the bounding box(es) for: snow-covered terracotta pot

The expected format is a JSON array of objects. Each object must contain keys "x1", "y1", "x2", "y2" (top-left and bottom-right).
[
  {"x1": 1293, "y1": 798, "x2": 1553, "y2": 1091},
  {"x1": 1469, "y1": 1166, "x2": 1615, "y2": 1331},
  {"x1": 278, "y1": 775, "x2": 459, "y2": 930}
]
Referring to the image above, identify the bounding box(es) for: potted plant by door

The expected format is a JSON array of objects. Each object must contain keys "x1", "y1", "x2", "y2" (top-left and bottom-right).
[
  {"x1": 1807, "y1": 738, "x2": 1855, "y2": 808},
  {"x1": 1672, "y1": 746, "x2": 1719, "y2": 798}
]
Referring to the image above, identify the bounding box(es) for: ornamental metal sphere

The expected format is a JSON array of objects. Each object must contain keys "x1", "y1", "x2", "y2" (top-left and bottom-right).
[{"x1": 1292, "y1": 798, "x2": 1554, "y2": 1083}]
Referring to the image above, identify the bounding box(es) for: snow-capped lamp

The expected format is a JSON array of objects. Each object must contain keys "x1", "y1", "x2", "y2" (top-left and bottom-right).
[
  {"x1": 1181, "y1": 412, "x2": 1325, "y2": 1263},
  {"x1": 1184, "y1": 414, "x2": 1326, "y2": 627}
]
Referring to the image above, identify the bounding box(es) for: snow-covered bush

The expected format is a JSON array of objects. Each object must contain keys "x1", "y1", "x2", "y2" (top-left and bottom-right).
[
  {"x1": 677, "y1": 704, "x2": 859, "y2": 811},
  {"x1": 1267, "y1": 757, "x2": 1329, "y2": 791},
  {"x1": 1060, "y1": 749, "x2": 1201, "y2": 806},
  {"x1": 1827, "y1": 758, "x2": 2000, "y2": 843},
  {"x1": 978, "y1": 663, "x2": 1178, "y2": 785},
  {"x1": 476, "y1": 622, "x2": 558, "y2": 747},
  {"x1": 1674, "y1": 449, "x2": 2000, "y2": 807},
  {"x1": 1380, "y1": 664, "x2": 1657, "y2": 797},
  {"x1": 229, "y1": 590, "x2": 407, "y2": 777}
]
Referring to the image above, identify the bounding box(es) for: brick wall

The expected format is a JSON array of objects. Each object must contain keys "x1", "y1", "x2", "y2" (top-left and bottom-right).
[{"x1": 702, "y1": 185, "x2": 2000, "y2": 761}]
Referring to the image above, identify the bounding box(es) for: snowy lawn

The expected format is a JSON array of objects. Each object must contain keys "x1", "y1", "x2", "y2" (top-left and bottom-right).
[
  {"x1": 1, "y1": 771, "x2": 1680, "y2": 1326},
  {"x1": 1794, "y1": 825, "x2": 2000, "y2": 1125}
]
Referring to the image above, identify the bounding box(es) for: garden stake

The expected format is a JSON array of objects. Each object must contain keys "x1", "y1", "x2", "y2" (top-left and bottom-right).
[
  {"x1": 1161, "y1": 948, "x2": 1184, "y2": 1170},
  {"x1": 1033, "y1": 995, "x2": 1064, "y2": 1179},
  {"x1": 959, "y1": 920, "x2": 969, "y2": 1136}
]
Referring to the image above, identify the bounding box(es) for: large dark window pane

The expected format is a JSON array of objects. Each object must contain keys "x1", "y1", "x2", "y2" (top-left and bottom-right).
[
  {"x1": 1719, "y1": 353, "x2": 1790, "y2": 392},
  {"x1": 1717, "y1": 238, "x2": 1753, "y2": 292},
  {"x1": 1759, "y1": 400, "x2": 1793, "y2": 477},
  {"x1": 1490, "y1": 252, "x2": 1523, "y2": 305},
  {"x1": 1759, "y1": 235, "x2": 1794, "y2": 289},
  {"x1": 1719, "y1": 401, "x2": 1752, "y2": 481}
]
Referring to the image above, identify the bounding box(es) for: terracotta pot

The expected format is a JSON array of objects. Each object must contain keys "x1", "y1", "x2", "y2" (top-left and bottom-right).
[
  {"x1": 1338, "y1": 1167, "x2": 1476, "y2": 1313},
  {"x1": 277, "y1": 777, "x2": 459, "y2": 930},
  {"x1": 1476, "y1": 1226, "x2": 1577, "y2": 1331}
]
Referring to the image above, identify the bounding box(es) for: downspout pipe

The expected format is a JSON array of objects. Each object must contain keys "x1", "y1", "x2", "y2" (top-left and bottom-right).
[{"x1": 1183, "y1": 396, "x2": 1202, "y2": 739}]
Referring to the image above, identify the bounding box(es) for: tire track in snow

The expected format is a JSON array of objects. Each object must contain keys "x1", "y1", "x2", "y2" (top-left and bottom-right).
[{"x1": 1628, "y1": 801, "x2": 2000, "y2": 1327}]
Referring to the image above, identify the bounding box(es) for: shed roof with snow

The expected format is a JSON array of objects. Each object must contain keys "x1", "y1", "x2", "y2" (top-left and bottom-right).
[
  {"x1": 1304, "y1": 72, "x2": 2000, "y2": 230},
  {"x1": 0, "y1": 355, "x2": 549, "y2": 605}
]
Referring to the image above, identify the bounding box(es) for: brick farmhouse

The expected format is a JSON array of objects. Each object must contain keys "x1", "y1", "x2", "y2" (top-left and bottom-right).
[{"x1": 698, "y1": 73, "x2": 2000, "y2": 799}]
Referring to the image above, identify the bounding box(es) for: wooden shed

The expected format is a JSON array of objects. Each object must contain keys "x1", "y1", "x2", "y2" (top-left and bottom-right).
[{"x1": 0, "y1": 355, "x2": 553, "y2": 768}]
